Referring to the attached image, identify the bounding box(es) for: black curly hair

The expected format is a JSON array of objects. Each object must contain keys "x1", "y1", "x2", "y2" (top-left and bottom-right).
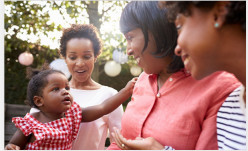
[
  {"x1": 59, "y1": 24, "x2": 102, "y2": 58},
  {"x1": 26, "y1": 68, "x2": 65, "y2": 108},
  {"x1": 161, "y1": 1, "x2": 246, "y2": 32}
]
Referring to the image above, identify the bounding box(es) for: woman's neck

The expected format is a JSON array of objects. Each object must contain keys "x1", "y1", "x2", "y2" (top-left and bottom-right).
[
  {"x1": 157, "y1": 71, "x2": 172, "y2": 90},
  {"x1": 223, "y1": 33, "x2": 246, "y2": 87},
  {"x1": 220, "y1": 25, "x2": 246, "y2": 103},
  {"x1": 69, "y1": 78, "x2": 101, "y2": 90},
  {"x1": 221, "y1": 25, "x2": 246, "y2": 87}
]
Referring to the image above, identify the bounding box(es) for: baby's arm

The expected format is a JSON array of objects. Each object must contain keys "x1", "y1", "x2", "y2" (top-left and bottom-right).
[
  {"x1": 81, "y1": 77, "x2": 138, "y2": 122},
  {"x1": 5, "y1": 128, "x2": 30, "y2": 150}
]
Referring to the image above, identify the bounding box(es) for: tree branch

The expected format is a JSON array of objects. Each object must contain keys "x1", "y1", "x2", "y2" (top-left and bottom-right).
[
  {"x1": 81, "y1": 1, "x2": 89, "y2": 7},
  {"x1": 101, "y1": 2, "x2": 116, "y2": 18}
]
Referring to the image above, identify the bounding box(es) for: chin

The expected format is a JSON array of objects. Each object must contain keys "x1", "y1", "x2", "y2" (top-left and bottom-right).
[
  {"x1": 143, "y1": 68, "x2": 158, "y2": 75},
  {"x1": 76, "y1": 77, "x2": 88, "y2": 83},
  {"x1": 191, "y1": 70, "x2": 212, "y2": 80}
]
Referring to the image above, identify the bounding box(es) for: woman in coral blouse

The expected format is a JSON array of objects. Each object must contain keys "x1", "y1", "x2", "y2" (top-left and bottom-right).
[{"x1": 108, "y1": 1, "x2": 240, "y2": 150}]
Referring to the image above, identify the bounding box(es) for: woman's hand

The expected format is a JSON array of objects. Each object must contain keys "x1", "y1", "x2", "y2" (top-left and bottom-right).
[
  {"x1": 111, "y1": 127, "x2": 164, "y2": 150},
  {"x1": 5, "y1": 143, "x2": 20, "y2": 150}
]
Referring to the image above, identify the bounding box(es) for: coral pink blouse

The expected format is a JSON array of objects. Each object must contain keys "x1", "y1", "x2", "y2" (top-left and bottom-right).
[{"x1": 108, "y1": 69, "x2": 240, "y2": 150}]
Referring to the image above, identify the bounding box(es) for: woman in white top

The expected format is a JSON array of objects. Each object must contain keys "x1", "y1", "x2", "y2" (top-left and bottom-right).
[{"x1": 59, "y1": 24, "x2": 123, "y2": 150}]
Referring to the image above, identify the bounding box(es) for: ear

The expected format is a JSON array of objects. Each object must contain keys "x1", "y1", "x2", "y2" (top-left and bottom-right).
[
  {"x1": 94, "y1": 57, "x2": 97, "y2": 63},
  {"x1": 33, "y1": 96, "x2": 44, "y2": 107},
  {"x1": 213, "y1": 1, "x2": 230, "y2": 28}
]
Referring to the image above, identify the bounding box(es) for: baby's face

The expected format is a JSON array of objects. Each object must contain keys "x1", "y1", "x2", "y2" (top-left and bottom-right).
[{"x1": 41, "y1": 73, "x2": 73, "y2": 114}]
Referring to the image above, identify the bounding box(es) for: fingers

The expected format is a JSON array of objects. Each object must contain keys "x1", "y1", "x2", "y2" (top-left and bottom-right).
[
  {"x1": 114, "y1": 128, "x2": 141, "y2": 150},
  {"x1": 132, "y1": 77, "x2": 138, "y2": 83},
  {"x1": 15, "y1": 145, "x2": 20, "y2": 150},
  {"x1": 115, "y1": 128, "x2": 129, "y2": 148},
  {"x1": 5, "y1": 144, "x2": 14, "y2": 150},
  {"x1": 133, "y1": 77, "x2": 138, "y2": 81},
  {"x1": 5, "y1": 144, "x2": 20, "y2": 150},
  {"x1": 111, "y1": 128, "x2": 126, "y2": 150},
  {"x1": 4, "y1": 146, "x2": 11, "y2": 150},
  {"x1": 135, "y1": 136, "x2": 144, "y2": 140}
]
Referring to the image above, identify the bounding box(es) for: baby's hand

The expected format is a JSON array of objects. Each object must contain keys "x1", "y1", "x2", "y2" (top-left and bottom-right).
[
  {"x1": 5, "y1": 143, "x2": 20, "y2": 150},
  {"x1": 124, "y1": 77, "x2": 138, "y2": 95}
]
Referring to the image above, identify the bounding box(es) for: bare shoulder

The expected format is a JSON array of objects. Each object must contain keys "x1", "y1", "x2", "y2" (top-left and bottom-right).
[{"x1": 29, "y1": 112, "x2": 41, "y2": 121}]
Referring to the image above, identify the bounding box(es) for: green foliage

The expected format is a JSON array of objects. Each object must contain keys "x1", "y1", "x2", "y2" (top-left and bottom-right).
[
  {"x1": 5, "y1": 1, "x2": 136, "y2": 108},
  {"x1": 5, "y1": 36, "x2": 59, "y2": 105}
]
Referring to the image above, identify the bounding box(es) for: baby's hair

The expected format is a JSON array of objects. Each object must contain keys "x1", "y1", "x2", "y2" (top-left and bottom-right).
[{"x1": 26, "y1": 66, "x2": 65, "y2": 108}]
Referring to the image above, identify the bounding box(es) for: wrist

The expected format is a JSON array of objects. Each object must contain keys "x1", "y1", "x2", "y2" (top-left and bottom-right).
[{"x1": 120, "y1": 87, "x2": 132, "y2": 97}]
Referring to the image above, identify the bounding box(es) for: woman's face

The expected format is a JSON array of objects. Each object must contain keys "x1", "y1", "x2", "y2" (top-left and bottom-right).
[
  {"x1": 174, "y1": 7, "x2": 221, "y2": 80},
  {"x1": 65, "y1": 38, "x2": 96, "y2": 84},
  {"x1": 124, "y1": 28, "x2": 170, "y2": 74}
]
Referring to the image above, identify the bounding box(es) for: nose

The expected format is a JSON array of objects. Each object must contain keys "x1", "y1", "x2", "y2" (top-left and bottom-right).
[
  {"x1": 62, "y1": 88, "x2": 69, "y2": 95},
  {"x1": 75, "y1": 58, "x2": 85, "y2": 67},
  {"x1": 174, "y1": 45, "x2": 182, "y2": 56},
  {"x1": 126, "y1": 44, "x2": 133, "y2": 56}
]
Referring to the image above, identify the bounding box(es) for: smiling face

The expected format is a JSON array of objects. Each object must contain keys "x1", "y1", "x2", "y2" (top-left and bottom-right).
[
  {"x1": 125, "y1": 28, "x2": 171, "y2": 75},
  {"x1": 65, "y1": 38, "x2": 96, "y2": 84},
  {"x1": 174, "y1": 7, "x2": 222, "y2": 80},
  {"x1": 39, "y1": 73, "x2": 72, "y2": 114}
]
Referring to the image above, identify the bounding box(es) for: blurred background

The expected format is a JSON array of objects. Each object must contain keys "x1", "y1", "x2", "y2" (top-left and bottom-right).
[
  {"x1": 4, "y1": 1, "x2": 143, "y2": 145},
  {"x1": 5, "y1": 1, "x2": 142, "y2": 107}
]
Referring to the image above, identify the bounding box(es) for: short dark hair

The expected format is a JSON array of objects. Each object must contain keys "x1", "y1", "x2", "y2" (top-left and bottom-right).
[
  {"x1": 59, "y1": 24, "x2": 102, "y2": 58},
  {"x1": 26, "y1": 69, "x2": 65, "y2": 108},
  {"x1": 120, "y1": 1, "x2": 184, "y2": 73},
  {"x1": 163, "y1": 1, "x2": 246, "y2": 32}
]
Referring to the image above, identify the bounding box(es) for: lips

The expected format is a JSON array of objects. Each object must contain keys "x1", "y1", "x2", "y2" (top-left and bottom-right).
[
  {"x1": 74, "y1": 69, "x2": 87, "y2": 75},
  {"x1": 62, "y1": 96, "x2": 71, "y2": 104},
  {"x1": 184, "y1": 57, "x2": 189, "y2": 66},
  {"x1": 181, "y1": 54, "x2": 191, "y2": 71},
  {"x1": 75, "y1": 70, "x2": 86, "y2": 73},
  {"x1": 134, "y1": 56, "x2": 141, "y2": 65}
]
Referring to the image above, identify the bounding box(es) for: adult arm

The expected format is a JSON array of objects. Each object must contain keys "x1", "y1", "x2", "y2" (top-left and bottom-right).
[
  {"x1": 194, "y1": 97, "x2": 226, "y2": 149},
  {"x1": 194, "y1": 82, "x2": 241, "y2": 149}
]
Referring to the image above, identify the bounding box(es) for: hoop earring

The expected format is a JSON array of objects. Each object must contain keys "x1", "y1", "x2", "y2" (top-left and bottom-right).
[{"x1": 214, "y1": 22, "x2": 219, "y2": 28}]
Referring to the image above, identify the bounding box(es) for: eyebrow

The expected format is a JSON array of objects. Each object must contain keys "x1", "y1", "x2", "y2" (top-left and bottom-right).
[
  {"x1": 67, "y1": 51, "x2": 76, "y2": 54},
  {"x1": 47, "y1": 83, "x2": 60, "y2": 87},
  {"x1": 47, "y1": 82, "x2": 69, "y2": 88},
  {"x1": 67, "y1": 50, "x2": 93, "y2": 54},
  {"x1": 83, "y1": 50, "x2": 93, "y2": 53}
]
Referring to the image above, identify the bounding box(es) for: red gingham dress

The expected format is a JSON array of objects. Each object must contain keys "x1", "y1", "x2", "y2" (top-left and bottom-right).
[{"x1": 12, "y1": 102, "x2": 82, "y2": 150}]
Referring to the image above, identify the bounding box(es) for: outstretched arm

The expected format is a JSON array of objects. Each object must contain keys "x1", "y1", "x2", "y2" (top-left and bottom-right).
[
  {"x1": 81, "y1": 77, "x2": 137, "y2": 122},
  {"x1": 5, "y1": 129, "x2": 30, "y2": 150}
]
